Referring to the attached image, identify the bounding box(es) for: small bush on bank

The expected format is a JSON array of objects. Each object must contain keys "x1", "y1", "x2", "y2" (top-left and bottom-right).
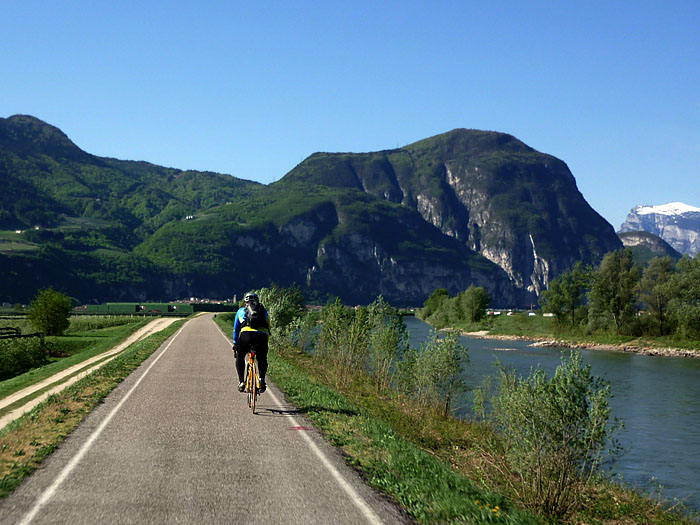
[
  {"x1": 0, "y1": 338, "x2": 48, "y2": 381},
  {"x1": 473, "y1": 351, "x2": 622, "y2": 520},
  {"x1": 317, "y1": 299, "x2": 371, "y2": 387},
  {"x1": 397, "y1": 330, "x2": 468, "y2": 418},
  {"x1": 367, "y1": 297, "x2": 408, "y2": 394}
]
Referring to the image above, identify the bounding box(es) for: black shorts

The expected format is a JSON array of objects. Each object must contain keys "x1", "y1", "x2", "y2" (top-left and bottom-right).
[{"x1": 236, "y1": 330, "x2": 269, "y2": 381}]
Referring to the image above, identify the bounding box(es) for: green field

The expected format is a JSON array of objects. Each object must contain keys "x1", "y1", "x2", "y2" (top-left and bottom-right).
[{"x1": 0, "y1": 230, "x2": 38, "y2": 253}]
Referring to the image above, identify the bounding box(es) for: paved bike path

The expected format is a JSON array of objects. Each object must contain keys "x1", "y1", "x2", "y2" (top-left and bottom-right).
[{"x1": 0, "y1": 314, "x2": 410, "y2": 524}]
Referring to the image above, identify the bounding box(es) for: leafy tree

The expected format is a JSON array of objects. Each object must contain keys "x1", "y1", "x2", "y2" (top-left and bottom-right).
[
  {"x1": 638, "y1": 256, "x2": 677, "y2": 336},
  {"x1": 419, "y1": 288, "x2": 449, "y2": 319},
  {"x1": 539, "y1": 275, "x2": 567, "y2": 324},
  {"x1": 588, "y1": 250, "x2": 640, "y2": 335},
  {"x1": 540, "y1": 262, "x2": 590, "y2": 328},
  {"x1": 257, "y1": 283, "x2": 305, "y2": 333},
  {"x1": 668, "y1": 256, "x2": 700, "y2": 339},
  {"x1": 27, "y1": 287, "x2": 71, "y2": 336},
  {"x1": 458, "y1": 285, "x2": 490, "y2": 323}
]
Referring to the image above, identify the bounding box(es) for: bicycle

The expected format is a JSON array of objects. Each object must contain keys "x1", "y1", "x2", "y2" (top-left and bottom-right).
[{"x1": 244, "y1": 349, "x2": 261, "y2": 414}]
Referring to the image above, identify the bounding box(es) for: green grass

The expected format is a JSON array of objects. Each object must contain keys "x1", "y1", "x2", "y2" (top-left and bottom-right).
[
  {"x1": 56, "y1": 215, "x2": 115, "y2": 230},
  {"x1": 215, "y1": 315, "x2": 534, "y2": 524},
  {"x1": 0, "y1": 319, "x2": 33, "y2": 332},
  {"x1": 0, "y1": 230, "x2": 36, "y2": 252},
  {"x1": 0, "y1": 318, "x2": 148, "y2": 404},
  {"x1": 0, "y1": 241, "x2": 38, "y2": 252},
  {"x1": 269, "y1": 354, "x2": 536, "y2": 523},
  {"x1": 485, "y1": 313, "x2": 560, "y2": 337},
  {"x1": 63, "y1": 316, "x2": 141, "y2": 334}
]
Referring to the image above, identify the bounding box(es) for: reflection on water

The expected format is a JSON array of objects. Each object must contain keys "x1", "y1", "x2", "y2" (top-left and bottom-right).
[{"x1": 403, "y1": 316, "x2": 700, "y2": 512}]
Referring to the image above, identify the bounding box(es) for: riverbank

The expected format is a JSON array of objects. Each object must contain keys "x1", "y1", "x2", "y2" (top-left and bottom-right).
[
  {"x1": 462, "y1": 331, "x2": 700, "y2": 359},
  {"x1": 408, "y1": 315, "x2": 700, "y2": 517}
]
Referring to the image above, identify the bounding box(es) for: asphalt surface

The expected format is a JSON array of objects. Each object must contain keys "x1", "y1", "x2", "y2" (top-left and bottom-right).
[{"x1": 0, "y1": 314, "x2": 411, "y2": 524}]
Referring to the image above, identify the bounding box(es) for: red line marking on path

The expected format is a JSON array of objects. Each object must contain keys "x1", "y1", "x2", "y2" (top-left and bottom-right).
[{"x1": 288, "y1": 426, "x2": 314, "y2": 431}]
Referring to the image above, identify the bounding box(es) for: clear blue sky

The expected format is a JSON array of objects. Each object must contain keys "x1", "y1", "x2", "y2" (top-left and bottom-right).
[{"x1": 2, "y1": 1, "x2": 698, "y2": 229}]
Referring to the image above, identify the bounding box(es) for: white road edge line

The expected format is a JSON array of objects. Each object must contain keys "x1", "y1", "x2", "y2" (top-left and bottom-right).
[
  {"x1": 214, "y1": 319, "x2": 383, "y2": 525},
  {"x1": 19, "y1": 323, "x2": 187, "y2": 525}
]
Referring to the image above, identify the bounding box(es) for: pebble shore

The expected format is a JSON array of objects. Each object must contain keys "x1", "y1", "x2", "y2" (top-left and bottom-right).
[{"x1": 462, "y1": 331, "x2": 700, "y2": 359}]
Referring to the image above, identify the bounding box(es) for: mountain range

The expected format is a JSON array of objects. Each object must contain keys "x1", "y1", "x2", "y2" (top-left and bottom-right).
[
  {"x1": 619, "y1": 202, "x2": 700, "y2": 257},
  {"x1": 1, "y1": 115, "x2": 622, "y2": 306}
]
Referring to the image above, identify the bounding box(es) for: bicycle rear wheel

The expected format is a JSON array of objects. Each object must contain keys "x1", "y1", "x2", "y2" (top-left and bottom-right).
[
  {"x1": 245, "y1": 363, "x2": 254, "y2": 409},
  {"x1": 250, "y1": 364, "x2": 258, "y2": 414}
]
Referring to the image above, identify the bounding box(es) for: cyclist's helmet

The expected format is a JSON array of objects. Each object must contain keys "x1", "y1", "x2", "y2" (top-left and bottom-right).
[{"x1": 244, "y1": 292, "x2": 259, "y2": 304}]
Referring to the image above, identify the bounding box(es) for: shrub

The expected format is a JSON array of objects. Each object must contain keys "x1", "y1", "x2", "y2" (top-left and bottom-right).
[
  {"x1": 418, "y1": 288, "x2": 449, "y2": 319},
  {"x1": 316, "y1": 299, "x2": 371, "y2": 387},
  {"x1": 474, "y1": 351, "x2": 622, "y2": 519},
  {"x1": 366, "y1": 296, "x2": 408, "y2": 394},
  {"x1": 257, "y1": 283, "x2": 306, "y2": 334},
  {"x1": 0, "y1": 338, "x2": 48, "y2": 380},
  {"x1": 397, "y1": 330, "x2": 468, "y2": 418},
  {"x1": 458, "y1": 285, "x2": 491, "y2": 323}
]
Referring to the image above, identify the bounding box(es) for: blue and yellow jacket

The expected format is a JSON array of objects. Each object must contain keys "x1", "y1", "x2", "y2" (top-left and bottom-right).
[{"x1": 232, "y1": 306, "x2": 271, "y2": 345}]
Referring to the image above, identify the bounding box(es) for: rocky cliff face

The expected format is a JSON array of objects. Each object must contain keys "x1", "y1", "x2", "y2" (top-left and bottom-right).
[
  {"x1": 300, "y1": 203, "x2": 520, "y2": 306},
  {"x1": 619, "y1": 203, "x2": 700, "y2": 256},
  {"x1": 281, "y1": 130, "x2": 622, "y2": 297},
  {"x1": 133, "y1": 195, "x2": 522, "y2": 307}
]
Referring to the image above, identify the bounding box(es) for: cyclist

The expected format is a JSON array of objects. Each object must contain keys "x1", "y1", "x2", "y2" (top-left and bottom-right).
[{"x1": 232, "y1": 292, "x2": 271, "y2": 393}]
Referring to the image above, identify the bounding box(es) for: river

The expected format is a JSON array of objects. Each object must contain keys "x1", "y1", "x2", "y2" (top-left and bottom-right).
[{"x1": 403, "y1": 316, "x2": 700, "y2": 512}]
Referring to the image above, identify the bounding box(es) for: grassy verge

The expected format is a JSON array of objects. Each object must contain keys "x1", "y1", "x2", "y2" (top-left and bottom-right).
[
  {"x1": 0, "y1": 318, "x2": 185, "y2": 499},
  {"x1": 269, "y1": 351, "x2": 537, "y2": 523},
  {"x1": 215, "y1": 314, "x2": 694, "y2": 524}
]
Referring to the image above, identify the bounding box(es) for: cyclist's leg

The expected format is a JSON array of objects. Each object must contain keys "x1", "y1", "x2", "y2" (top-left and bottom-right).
[
  {"x1": 255, "y1": 333, "x2": 269, "y2": 381},
  {"x1": 236, "y1": 332, "x2": 252, "y2": 384}
]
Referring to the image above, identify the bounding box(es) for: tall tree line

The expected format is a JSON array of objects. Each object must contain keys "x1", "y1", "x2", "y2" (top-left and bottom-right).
[{"x1": 540, "y1": 250, "x2": 700, "y2": 339}]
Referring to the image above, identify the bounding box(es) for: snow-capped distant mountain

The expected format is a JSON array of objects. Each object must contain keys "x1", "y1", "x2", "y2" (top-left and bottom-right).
[
  {"x1": 619, "y1": 202, "x2": 700, "y2": 256},
  {"x1": 635, "y1": 202, "x2": 700, "y2": 216}
]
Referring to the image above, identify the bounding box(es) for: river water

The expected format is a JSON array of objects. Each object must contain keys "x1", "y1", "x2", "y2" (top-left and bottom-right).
[{"x1": 403, "y1": 316, "x2": 700, "y2": 512}]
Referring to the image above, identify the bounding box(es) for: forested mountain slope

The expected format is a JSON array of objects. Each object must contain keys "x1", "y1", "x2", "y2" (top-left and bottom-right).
[{"x1": 1, "y1": 116, "x2": 619, "y2": 306}]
